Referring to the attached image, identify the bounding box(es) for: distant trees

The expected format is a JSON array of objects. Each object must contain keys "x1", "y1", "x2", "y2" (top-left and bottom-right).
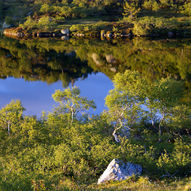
[
  {"x1": 2, "y1": 0, "x2": 191, "y2": 26},
  {"x1": 3, "y1": 0, "x2": 187, "y2": 29}
]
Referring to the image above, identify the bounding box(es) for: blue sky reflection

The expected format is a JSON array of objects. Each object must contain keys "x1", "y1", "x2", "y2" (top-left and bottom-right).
[{"x1": 0, "y1": 73, "x2": 113, "y2": 116}]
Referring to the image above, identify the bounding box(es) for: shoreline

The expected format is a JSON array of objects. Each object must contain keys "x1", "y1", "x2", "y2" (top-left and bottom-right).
[
  {"x1": 3, "y1": 18, "x2": 191, "y2": 39},
  {"x1": 3, "y1": 27, "x2": 191, "y2": 40}
]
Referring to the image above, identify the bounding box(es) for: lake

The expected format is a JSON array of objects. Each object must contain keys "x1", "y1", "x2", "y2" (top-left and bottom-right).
[{"x1": 0, "y1": 36, "x2": 191, "y2": 116}]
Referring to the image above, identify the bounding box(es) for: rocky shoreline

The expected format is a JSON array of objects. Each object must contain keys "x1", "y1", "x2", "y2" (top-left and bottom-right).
[
  {"x1": 3, "y1": 25, "x2": 191, "y2": 40},
  {"x1": 3, "y1": 26, "x2": 133, "y2": 39}
]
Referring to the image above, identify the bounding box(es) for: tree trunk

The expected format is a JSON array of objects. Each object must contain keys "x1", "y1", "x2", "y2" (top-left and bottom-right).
[
  {"x1": 7, "y1": 121, "x2": 10, "y2": 135},
  {"x1": 112, "y1": 128, "x2": 120, "y2": 143}
]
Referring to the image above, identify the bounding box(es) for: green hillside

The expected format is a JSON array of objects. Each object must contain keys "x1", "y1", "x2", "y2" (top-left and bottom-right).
[{"x1": 1, "y1": 0, "x2": 191, "y2": 36}]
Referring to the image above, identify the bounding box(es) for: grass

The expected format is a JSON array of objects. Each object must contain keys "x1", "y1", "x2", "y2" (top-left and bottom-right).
[{"x1": 51, "y1": 176, "x2": 191, "y2": 191}]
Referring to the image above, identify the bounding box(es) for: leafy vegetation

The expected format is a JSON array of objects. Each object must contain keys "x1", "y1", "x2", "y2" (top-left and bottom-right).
[
  {"x1": 1, "y1": 0, "x2": 191, "y2": 37},
  {"x1": 0, "y1": 73, "x2": 191, "y2": 190},
  {"x1": 0, "y1": 37, "x2": 191, "y2": 190},
  {"x1": 1, "y1": 0, "x2": 191, "y2": 188}
]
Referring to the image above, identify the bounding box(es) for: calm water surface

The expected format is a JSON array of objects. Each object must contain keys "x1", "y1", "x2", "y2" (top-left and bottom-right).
[
  {"x1": 0, "y1": 37, "x2": 190, "y2": 116},
  {"x1": 0, "y1": 74, "x2": 113, "y2": 116}
]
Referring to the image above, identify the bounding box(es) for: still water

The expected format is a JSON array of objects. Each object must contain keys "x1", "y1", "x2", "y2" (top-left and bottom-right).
[
  {"x1": 0, "y1": 74, "x2": 113, "y2": 116},
  {"x1": 0, "y1": 36, "x2": 191, "y2": 116}
]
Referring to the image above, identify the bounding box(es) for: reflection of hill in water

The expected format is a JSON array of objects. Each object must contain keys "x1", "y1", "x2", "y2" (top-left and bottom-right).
[
  {"x1": 0, "y1": 37, "x2": 94, "y2": 87},
  {"x1": 0, "y1": 37, "x2": 191, "y2": 87},
  {"x1": 83, "y1": 38, "x2": 191, "y2": 81}
]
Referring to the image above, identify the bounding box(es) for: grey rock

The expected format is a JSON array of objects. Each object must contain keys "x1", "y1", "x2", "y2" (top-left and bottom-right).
[
  {"x1": 61, "y1": 28, "x2": 70, "y2": 35},
  {"x1": 61, "y1": 36, "x2": 69, "y2": 40},
  {"x1": 98, "y1": 159, "x2": 142, "y2": 184},
  {"x1": 110, "y1": 67, "x2": 117, "y2": 73},
  {"x1": 105, "y1": 54, "x2": 117, "y2": 64},
  {"x1": 2, "y1": 22, "x2": 11, "y2": 29},
  {"x1": 92, "y1": 53, "x2": 102, "y2": 66}
]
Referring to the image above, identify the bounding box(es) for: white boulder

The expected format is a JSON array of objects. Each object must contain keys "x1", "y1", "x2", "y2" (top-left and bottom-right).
[
  {"x1": 98, "y1": 159, "x2": 142, "y2": 184},
  {"x1": 61, "y1": 28, "x2": 70, "y2": 35}
]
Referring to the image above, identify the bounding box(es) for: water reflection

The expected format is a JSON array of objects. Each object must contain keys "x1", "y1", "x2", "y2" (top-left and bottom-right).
[
  {"x1": 0, "y1": 36, "x2": 191, "y2": 115},
  {"x1": 0, "y1": 74, "x2": 113, "y2": 116}
]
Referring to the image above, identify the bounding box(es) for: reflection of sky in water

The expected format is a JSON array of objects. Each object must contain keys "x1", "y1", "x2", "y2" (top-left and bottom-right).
[{"x1": 0, "y1": 73, "x2": 113, "y2": 116}]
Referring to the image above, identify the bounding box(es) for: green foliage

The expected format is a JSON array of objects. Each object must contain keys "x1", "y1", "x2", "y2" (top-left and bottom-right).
[
  {"x1": 143, "y1": 0, "x2": 160, "y2": 11},
  {"x1": 0, "y1": 37, "x2": 191, "y2": 189},
  {"x1": 38, "y1": 16, "x2": 56, "y2": 30},
  {"x1": 40, "y1": 3, "x2": 53, "y2": 14},
  {"x1": 105, "y1": 70, "x2": 191, "y2": 176},
  {"x1": 52, "y1": 86, "x2": 96, "y2": 123},
  {"x1": 105, "y1": 71, "x2": 145, "y2": 142},
  {"x1": 157, "y1": 139, "x2": 191, "y2": 176},
  {"x1": 181, "y1": 2, "x2": 191, "y2": 16},
  {"x1": 123, "y1": 0, "x2": 140, "y2": 19},
  {"x1": 0, "y1": 87, "x2": 118, "y2": 190},
  {"x1": 1, "y1": 0, "x2": 191, "y2": 32},
  {"x1": 0, "y1": 81, "x2": 190, "y2": 190},
  {"x1": 132, "y1": 16, "x2": 191, "y2": 36},
  {"x1": 21, "y1": 15, "x2": 56, "y2": 30},
  {"x1": 0, "y1": 100, "x2": 25, "y2": 135},
  {"x1": 132, "y1": 17, "x2": 160, "y2": 36},
  {"x1": 21, "y1": 16, "x2": 37, "y2": 29}
]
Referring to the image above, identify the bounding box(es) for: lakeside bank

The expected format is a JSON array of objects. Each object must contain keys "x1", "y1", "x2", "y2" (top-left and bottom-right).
[{"x1": 3, "y1": 16, "x2": 191, "y2": 39}]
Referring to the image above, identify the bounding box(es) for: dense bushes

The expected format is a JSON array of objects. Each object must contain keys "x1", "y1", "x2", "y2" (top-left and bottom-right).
[
  {"x1": 105, "y1": 71, "x2": 191, "y2": 177},
  {"x1": 0, "y1": 74, "x2": 190, "y2": 190},
  {"x1": 0, "y1": 88, "x2": 118, "y2": 190},
  {"x1": 132, "y1": 16, "x2": 191, "y2": 36},
  {"x1": 181, "y1": 2, "x2": 191, "y2": 16}
]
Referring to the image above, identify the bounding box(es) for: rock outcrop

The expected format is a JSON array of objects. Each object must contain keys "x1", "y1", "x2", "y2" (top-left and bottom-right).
[{"x1": 98, "y1": 159, "x2": 142, "y2": 184}]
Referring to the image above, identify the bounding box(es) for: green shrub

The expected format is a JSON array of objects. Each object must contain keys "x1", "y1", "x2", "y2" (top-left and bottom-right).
[
  {"x1": 132, "y1": 17, "x2": 157, "y2": 36},
  {"x1": 144, "y1": 0, "x2": 160, "y2": 11},
  {"x1": 181, "y1": 2, "x2": 191, "y2": 16},
  {"x1": 38, "y1": 16, "x2": 54, "y2": 30},
  {"x1": 20, "y1": 16, "x2": 37, "y2": 29}
]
